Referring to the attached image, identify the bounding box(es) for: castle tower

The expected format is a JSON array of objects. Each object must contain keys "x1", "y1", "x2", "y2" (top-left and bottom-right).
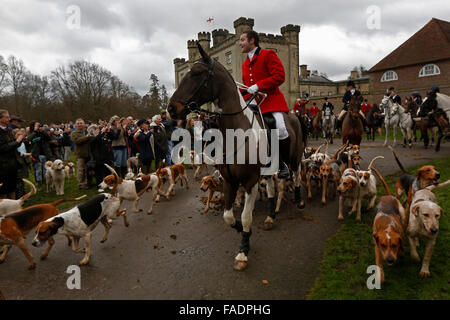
[
  {"x1": 212, "y1": 29, "x2": 229, "y2": 47},
  {"x1": 197, "y1": 32, "x2": 211, "y2": 50},
  {"x1": 233, "y1": 17, "x2": 254, "y2": 36},
  {"x1": 187, "y1": 39, "x2": 197, "y2": 61},
  {"x1": 281, "y1": 24, "x2": 301, "y2": 100}
]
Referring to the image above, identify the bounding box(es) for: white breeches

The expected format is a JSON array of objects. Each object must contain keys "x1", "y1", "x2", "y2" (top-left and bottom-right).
[{"x1": 272, "y1": 112, "x2": 289, "y2": 140}]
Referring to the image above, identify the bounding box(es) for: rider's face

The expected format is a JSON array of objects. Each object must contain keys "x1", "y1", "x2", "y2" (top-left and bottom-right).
[{"x1": 239, "y1": 34, "x2": 254, "y2": 53}]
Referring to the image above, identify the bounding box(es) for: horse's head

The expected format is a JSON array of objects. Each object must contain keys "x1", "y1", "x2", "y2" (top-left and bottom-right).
[
  {"x1": 168, "y1": 42, "x2": 228, "y2": 120},
  {"x1": 349, "y1": 94, "x2": 363, "y2": 118}
]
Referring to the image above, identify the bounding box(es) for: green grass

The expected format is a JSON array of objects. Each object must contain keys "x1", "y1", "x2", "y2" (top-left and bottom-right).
[
  {"x1": 24, "y1": 153, "x2": 99, "y2": 211},
  {"x1": 307, "y1": 156, "x2": 450, "y2": 300}
]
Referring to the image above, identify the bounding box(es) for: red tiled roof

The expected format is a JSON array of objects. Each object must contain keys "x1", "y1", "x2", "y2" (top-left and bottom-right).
[{"x1": 369, "y1": 18, "x2": 450, "y2": 72}]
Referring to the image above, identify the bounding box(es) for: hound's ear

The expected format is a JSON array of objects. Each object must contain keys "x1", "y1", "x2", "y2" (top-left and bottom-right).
[
  {"x1": 197, "y1": 41, "x2": 210, "y2": 63},
  {"x1": 411, "y1": 204, "x2": 420, "y2": 217},
  {"x1": 51, "y1": 162, "x2": 58, "y2": 170},
  {"x1": 372, "y1": 233, "x2": 379, "y2": 243}
]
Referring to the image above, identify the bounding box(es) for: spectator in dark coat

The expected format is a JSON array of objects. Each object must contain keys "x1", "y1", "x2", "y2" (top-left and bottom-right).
[
  {"x1": 0, "y1": 110, "x2": 25, "y2": 199},
  {"x1": 151, "y1": 115, "x2": 168, "y2": 168},
  {"x1": 89, "y1": 124, "x2": 114, "y2": 187},
  {"x1": 26, "y1": 120, "x2": 52, "y2": 187},
  {"x1": 134, "y1": 119, "x2": 154, "y2": 174},
  {"x1": 161, "y1": 111, "x2": 176, "y2": 166},
  {"x1": 62, "y1": 126, "x2": 73, "y2": 161}
]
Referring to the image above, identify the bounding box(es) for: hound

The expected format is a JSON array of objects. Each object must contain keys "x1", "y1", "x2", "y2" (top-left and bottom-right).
[
  {"x1": 337, "y1": 168, "x2": 360, "y2": 221},
  {"x1": 407, "y1": 179, "x2": 450, "y2": 278},
  {"x1": 155, "y1": 162, "x2": 189, "y2": 200},
  {"x1": 370, "y1": 167, "x2": 407, "y2": 284},
  {"x1": 274, "y1": 175, "x2": 294, "y2": 213},
  {"x1": 44, "y1": 161, "x2": 54, "y2": 193},
  {"x1": 127, "y1": 154, "x2": 140, "y2": 174},
  {"x1": 200, "y1": 170, "x2": 224, "y2": 213},
  {"x1": 302, "y1": 159, "x2": 321, "y2": 200},
  {"x1": 190, "y1": 150, "x2": 211, "y2": 180},
  {"x1": 355, "y1": 156, "x2": 384, "y2": 217},
  {"x1": 0, "y1": 196, "x2": 86, "y2": 269},
  {"x1": 64, "y1": 162, "x2": 75, "y2": 180},
  {"x1": 32, "y1": 193, "x2": 126, "y2": 265},
  {"x1": 51, "y1": 159, "x2": 66, "y2": 195},
  {"x1": 99, "y1": 164, "x2": 159, "y2": 216},
  {"x1": 0, "y1": 179, "x2": 36, "y2": 217},
  {"x1": 390, "y1": 146, "x2": 440, "y2": 206},
  {"x1": 319, "y1": 144, "x2": 348, "y2": 205}
]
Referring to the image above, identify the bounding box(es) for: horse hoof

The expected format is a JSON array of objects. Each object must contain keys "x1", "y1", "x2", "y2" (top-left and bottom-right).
[
  {"x1": 233, "y1": 260, "x2": 248, "y2": 271},
  {"x1": 297, "y1": 201, "x2": 305, "y2": 209},
  {"x1": 264, "y1": 216, "x2": 274, "y2": 230}
]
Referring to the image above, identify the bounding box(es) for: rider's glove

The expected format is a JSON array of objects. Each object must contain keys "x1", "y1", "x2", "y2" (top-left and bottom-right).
[{"x1": 247, "y1": 84, "x2": 259, "y2": 95}]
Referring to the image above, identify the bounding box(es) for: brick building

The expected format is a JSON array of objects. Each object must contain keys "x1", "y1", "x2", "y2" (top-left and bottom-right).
[{"x1": 369, "y1": 18, "x2": 450, "y2": 102}]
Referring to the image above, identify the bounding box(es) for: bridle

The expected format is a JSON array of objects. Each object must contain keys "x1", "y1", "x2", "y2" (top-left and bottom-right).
[{"x1": 181, "y1": 58, "x2": 259, "y2": 118}]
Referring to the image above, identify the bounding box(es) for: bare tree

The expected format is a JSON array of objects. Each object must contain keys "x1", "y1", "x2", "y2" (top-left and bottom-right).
[{"x1": 5, "y1": 55, "x2": 27, "y2": 103}]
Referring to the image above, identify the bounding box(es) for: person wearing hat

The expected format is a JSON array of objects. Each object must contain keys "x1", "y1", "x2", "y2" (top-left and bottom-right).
[
  {"x1": 431, "y1": 85, "x2": 440, "y2": 94},
  {"x1": 336, "y1": 80, "x2": 368, "y2": 133},
  {"x1": 389, "y1": 87, "x2": 402, "y2": 105},
  {"x1": 8, "y1": 115, "x2": 24, "y2": 130},
  {"x1": 134, "y1": 119, "x2": 154, "y2": 174},
  {"x1": 411, "y1": 92, "x2": 423, "y2": 106},
  {"x1": 161, "y1": 110, "x2": 176, "y2": 166},
  {"x1": 322, "y1": 97, "x2": 334, "y2": 114}
]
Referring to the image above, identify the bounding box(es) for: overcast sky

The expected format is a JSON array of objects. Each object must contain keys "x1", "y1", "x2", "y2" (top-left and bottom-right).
[{"x1": 1, "y1": 0, "x2": 449, "y2": 95}]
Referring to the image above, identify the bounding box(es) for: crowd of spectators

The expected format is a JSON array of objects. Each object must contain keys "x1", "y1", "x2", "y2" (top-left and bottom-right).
[{"x1": 0, "y1": 108, "x2": 218, "y2": 200}]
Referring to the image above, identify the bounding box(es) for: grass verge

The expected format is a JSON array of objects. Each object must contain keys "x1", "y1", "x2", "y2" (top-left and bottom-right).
[{"x1": 307, "y1": 156, "x2": 450, "y2": 300}]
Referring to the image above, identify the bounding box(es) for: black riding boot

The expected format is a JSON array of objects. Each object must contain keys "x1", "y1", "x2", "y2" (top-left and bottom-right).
[
  {"x1": 361, "y1": 116, "x2": 370, "y2": 133},
  {"x1": 278, "y1": 136, "x2": 291, "y2": 179}
]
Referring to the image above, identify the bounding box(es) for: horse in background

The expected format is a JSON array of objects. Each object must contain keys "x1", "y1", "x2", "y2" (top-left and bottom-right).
[
  {"x1": 366, "y1": 103, "x2": 383, "y2": 141},
  {"x1": 322, "y1": 107, "x2": 335, "y2": 144},
  {"x1": 379, "y1": 95, "x2": 400, "y2": 147},
  {"x1": 341, "y1": 94, "x2": 364, "y2": 146},
  {"x1": 311, "y1": 112, "x2": 322, "y2": 140},
  {"x1": 420, "y1": 91, "x2": 450, "y2": 152}
]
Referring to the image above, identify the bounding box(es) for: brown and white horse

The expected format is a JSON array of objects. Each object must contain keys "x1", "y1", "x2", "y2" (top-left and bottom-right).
[{"x1": 168, "y1": 42, "x2": 305, "y2": 271}]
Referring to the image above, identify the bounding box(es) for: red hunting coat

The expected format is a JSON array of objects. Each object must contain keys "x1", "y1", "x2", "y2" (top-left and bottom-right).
[{"x1": 242, "y1": 47, "x2": 289, "y2": 114}]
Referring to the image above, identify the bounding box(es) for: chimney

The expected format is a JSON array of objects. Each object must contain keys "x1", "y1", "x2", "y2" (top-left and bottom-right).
[
  {"x1": 350, "y1": 70, "x2": 359, "y2": 79},
  {"x1": 300, "y1": 64, "x2": 308, "y2": 79}
]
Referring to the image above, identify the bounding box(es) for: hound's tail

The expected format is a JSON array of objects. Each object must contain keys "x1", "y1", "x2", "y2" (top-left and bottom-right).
[
  {"x1": 388, "y1": 146, "x2": 407, "y2": 174},
  {"x1": 370, "y1": 167, "x2": 390, "y2": 196},
  {"x1": 50, "y1": 195, "x2": 87, "y2": 207},
  {"x1": 426, "y1": 178, "x2": 450, "y2": 191},
  {"x1": 19, "y1": 179, "x2": 36, "y2": 203},
  {"x1": 368, "y1": 156, "x2": 384, "y2": 171}
]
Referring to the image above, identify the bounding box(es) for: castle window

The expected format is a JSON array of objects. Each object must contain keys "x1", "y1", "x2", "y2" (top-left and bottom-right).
[
  {"x1": 381, "y1": 70, "x2": 398, "y2": 82},
  {"x1": 226, "y1": 52, "x2": 232, "y2": 65},
  {"x1": 419, "y1": 64, "x2": 440, "y2": 77}
]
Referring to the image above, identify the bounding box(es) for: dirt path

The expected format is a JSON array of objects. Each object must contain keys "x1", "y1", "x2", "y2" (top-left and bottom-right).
[{"x1": 1, "y1": 140, "x2": 449, "y2": 300}]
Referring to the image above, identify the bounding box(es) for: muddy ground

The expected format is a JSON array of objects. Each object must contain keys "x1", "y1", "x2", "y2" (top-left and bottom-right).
[{"x1": 1, "y1": 140, "x2": 449, "y2": 300}]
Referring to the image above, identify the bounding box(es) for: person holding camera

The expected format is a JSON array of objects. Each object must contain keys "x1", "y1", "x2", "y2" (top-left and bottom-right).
[
  {"x1": 89, "y1": 124, "x2": 114, "y2": 187},
  {"x1": 27, "y1": 120, "x2": 52, "y2": 187},
  {"x1": 110, "y1": 116, "x2": 129, "y2": 178},
  {"x1": 134, "y1": 119, "x2": 154, "y2": 174},
  {"x1": 71, "y1": 118, "x2": 95, "y2": 190}
]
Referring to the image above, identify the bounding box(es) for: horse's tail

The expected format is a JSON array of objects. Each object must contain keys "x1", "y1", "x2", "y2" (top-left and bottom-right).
[{"x1": 388, "y1": 146, "x2": 407, "y2": 174}]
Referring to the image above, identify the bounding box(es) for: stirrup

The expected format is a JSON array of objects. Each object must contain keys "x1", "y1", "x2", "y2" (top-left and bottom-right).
[{"x1": 277, "y1": 162, "x2": 290, "y2": 179}]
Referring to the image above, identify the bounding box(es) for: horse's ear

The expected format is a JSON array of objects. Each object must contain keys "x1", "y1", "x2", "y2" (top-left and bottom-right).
[{"x1": 197, "y1": 41, "x2": 210, "y2": 63}]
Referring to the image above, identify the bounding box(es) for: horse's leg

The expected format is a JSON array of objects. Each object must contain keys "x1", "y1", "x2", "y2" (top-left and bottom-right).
[
  {"x1": 435, "y1": 131, "x2": 443, "y2": 152},
  {"x1": 234, "y1": 184, "x2": 258, "y2": 271},
  {"x1": 264, "y1": 176, "x2": 277, "y2": 230},
  {"x1": 392, "y1": 124, "x2": 397, "y2": 147},
  {"x1": 383, "y1": 123, "x2": 388, "y2": 147}
]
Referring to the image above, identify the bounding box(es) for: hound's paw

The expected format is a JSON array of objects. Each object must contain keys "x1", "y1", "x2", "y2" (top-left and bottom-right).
[
  {"x1": 28, "y1": 263, "x2": 36, "y2": 270},
  {"x1": 419, "y1": 269, "x2": 430, "y2": 278},
  {"x1": 79, "y1": 259, "x2": 89, "y2": 266},
  {"x1": 338, "y1": 215, "x2": 344, "y2": 221},
  {"x1": 76, "y1": 248, "x2": 86, "y2": 253},
  {"x1": 40, "y1": 254, "x2": 48, "y2": 260},
  {"x1": 411, "y1": 252, "x2": 420, "y2": 262}
]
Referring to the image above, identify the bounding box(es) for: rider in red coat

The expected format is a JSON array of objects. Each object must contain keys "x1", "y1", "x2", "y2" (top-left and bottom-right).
[{"x1": 240, "y1": 30, "x2": 290, "y2": 179}]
